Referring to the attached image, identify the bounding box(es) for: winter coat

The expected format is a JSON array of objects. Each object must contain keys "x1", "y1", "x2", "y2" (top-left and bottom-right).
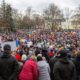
[
  {"x1": 19, "y1": 59, "x2": 38, "y2": 80},
  {"x1": 0, "y1": 52, "x2": 19, "y2": 80},
  {"x1": 73, "y1": 57, "x2": 80, "y2": 80},
  {"x1": 49, "y1": 56, "x2": 58, "y2": 80},
  {"x1": 42, "y1": 49, "x2": 50, "y2": 62},
  {"x1": 38, "y1": 61, "x2": 51, "y2": 80},
  {"x1": 48, "y1": 52, "x2": 54, "y2": 58},
  {"x1": 53, "y1": 59, "x2": 76, "y2": 80},
  {"x1": 0, "y1": 51, "x2": 3, "y2": 57},
  {"x1": 15, "y1": 54, "x2": 21, "y2": 61}
]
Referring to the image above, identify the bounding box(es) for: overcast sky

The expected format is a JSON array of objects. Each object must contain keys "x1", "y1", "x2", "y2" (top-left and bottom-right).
[{"x1": 0, "y1": 0, "x2": 80, "y2": 14}]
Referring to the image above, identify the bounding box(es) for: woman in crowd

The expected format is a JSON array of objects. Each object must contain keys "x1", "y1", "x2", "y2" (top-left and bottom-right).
[
  {"x1": 19, "y1": 53, "x2": 38, "y2": 80},
  {"x1": 37, "y1": 56, "x2": 51, "y2": 80}
]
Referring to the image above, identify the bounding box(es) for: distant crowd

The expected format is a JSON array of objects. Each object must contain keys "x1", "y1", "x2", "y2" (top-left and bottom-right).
[{"x1": 0, "y1": 30, "x2": 80, "y2": 80}]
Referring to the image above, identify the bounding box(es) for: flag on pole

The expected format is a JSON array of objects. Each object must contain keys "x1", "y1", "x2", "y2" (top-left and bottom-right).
[{"x1": 16, "y1": 38, "x2": 19, "y2": 47}]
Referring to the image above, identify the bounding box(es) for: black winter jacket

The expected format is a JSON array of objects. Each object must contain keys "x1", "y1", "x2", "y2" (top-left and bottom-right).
[
  {"x1": 53, "y1": 59, "x2": 76, "y2": 80},
  {"x1": 73, "y1": 57, "x2": 80, "y2": 80},
  {"x1": 0, "y1": 52, "x2": 19, "y2": 80}
]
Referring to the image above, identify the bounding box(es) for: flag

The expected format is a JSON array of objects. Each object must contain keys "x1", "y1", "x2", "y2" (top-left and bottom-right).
[{"x1": 16, "y1": 38, "x2": 19, "y2": 47}]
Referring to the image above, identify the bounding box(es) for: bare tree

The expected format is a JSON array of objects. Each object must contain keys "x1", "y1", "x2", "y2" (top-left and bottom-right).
[
  {"x1": 44, "y1": 3, "x2": 64, "y2": 31},
  {"x1": 71, "y1": 5, "x2": 80, "y2": 29},
  {"x1": 25, "y1": 6, "x2": 32, "y2": 17}
]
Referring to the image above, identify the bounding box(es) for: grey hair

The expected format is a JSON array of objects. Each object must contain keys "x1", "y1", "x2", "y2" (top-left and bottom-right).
[{"x1": 28, "y1": 53, "x2": 35, "y2": 58}]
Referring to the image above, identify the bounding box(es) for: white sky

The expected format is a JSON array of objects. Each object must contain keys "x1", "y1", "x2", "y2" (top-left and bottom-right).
[{"x1": 0, "y1": 0, "x2": 80, "y2": 14}]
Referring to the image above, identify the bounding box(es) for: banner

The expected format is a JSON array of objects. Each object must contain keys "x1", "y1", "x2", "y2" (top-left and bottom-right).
[{"x1": 1, "y1": 41, "x2": 16, "y2": 51}]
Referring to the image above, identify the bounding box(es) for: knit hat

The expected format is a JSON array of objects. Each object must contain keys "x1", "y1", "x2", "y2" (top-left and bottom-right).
[
  {"x1": 37, "y1": 56, "x2": 43, "y2": 61},
  {"x1": 57, "y1": 50, "x2": 68, "y2": 58},
  {"x1": 4, "y1": 44, "x2": 11, "y2": 51}
]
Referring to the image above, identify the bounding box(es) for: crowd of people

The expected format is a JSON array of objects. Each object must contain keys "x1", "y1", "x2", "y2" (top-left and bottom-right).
[{"x1": 0, "y1": 30, "x2": 80, "y2": 80}]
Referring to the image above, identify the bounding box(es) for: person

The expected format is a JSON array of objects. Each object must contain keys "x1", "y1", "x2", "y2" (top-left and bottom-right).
[
  {"x1": 15, "y1": 53, "x2": 21, "y2": 62},
  {"x1": 21, "y1": 54, "x2": 27, "y2": 62},
  {"x1": 19, "y1": 53, "x2": 38, "y2": 80},
  {"x1": 73, "y1": 51, "x2": 80, "y2": 80},
  {"x1": 0, "y1": 44, "x2": 3, "y2": 57},
  {"x1": 48, "y1": 49, "x2": 54, "y2": 58},
  {"x1": 0, "y1": 44, "x2": 19, "y2": 80},
  {"x1": 53, "y1": 50, "x2": 76, "y2": 80},
  {"x1": 49, "y1": 55, "x2": 58, "y2": 80},
  {"x1": 11, "y1": 51, "x2": 16, "y2": 57},
  {"x1": 42, "y1": 48, "x2": 50, "y2": 62},
  {"x1": 37, "y1": 56, "x2": 51, "y2": 80}
]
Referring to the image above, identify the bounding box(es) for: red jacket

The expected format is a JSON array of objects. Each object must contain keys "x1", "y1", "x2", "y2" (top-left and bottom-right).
[
  {"x1": 15, "y1": 54, "x2": 21, "y2": 61},
  {"x1": 19, "y1": 59, "x2": 38, "y2": 80},
  {"x1": 48, "y1": 52, "x2": 54, "y2": 58}
]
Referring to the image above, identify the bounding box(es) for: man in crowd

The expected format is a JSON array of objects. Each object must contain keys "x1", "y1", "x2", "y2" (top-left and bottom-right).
[
  {"x1": 0, "y1": 44, "x2": 3, "y2": 57},
  {"x1": 53, "y1": 50, "x2": 76, "y2": 80},
  {"x1": 0, "y1": 44, "x2": 19, "y2": 80}
]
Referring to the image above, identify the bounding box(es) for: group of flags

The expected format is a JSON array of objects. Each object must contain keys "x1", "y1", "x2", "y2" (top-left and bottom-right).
[{"x1": 16, "y1": 32, "x2": 32, "y2": 49}]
